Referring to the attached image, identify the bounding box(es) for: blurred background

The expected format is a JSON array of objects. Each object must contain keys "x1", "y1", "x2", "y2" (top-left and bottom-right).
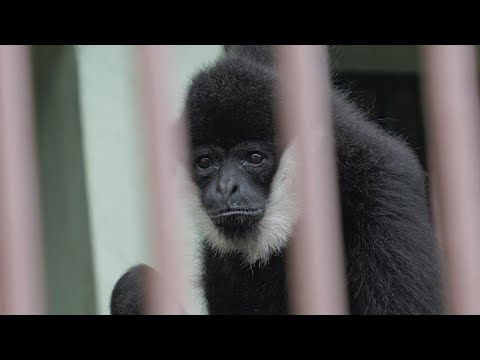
[{"x1": 29, "y1": 45, "x2": 480, "y2": 314}]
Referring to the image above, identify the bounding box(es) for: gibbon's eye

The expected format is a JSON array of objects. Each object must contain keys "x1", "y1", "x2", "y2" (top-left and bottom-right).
[
  {"x1": 198, "y1": 157, "x2": 213, "y2": 169},
  {"x1": 248, "y1": 153, "x2": 263, "y2": 165}
]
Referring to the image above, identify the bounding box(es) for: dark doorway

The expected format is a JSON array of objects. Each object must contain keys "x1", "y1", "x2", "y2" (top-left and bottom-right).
[{"x1": 333, "y1": 73, "x2": 427, "y2": 168}]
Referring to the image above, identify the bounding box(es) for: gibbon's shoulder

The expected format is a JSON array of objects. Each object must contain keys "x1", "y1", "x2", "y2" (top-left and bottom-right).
[{"x1": 332, "y1": 89, "x2": 426, "y2": 190}]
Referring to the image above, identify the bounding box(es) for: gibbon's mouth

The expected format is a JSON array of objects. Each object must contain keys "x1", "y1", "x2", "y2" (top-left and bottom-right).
[{"x1": 208, "y1": 208, "x2": 265, "y2": 224}]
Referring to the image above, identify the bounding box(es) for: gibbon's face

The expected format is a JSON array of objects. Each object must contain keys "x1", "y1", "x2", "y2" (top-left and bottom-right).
[
  {"x1": 192, "y1": 140, "x2": 277, "y2": 239},
  {"x1": 186, "y1": 57, "x2": 280, "y2": 241}
]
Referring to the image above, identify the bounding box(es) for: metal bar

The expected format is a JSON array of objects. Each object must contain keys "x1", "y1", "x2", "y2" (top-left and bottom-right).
[
  {"x1": 277, "y1": 45, "x2": 348, "y2": 314},
  {"x1": 137, "y1": 45, "x2": 187, "y2": 315},
  {"x1": 421, "y1": 45, "x2": 480, "y2": 314},
  {"x1": 0, "y1": 45, "x2": 44, "y2": 314}
]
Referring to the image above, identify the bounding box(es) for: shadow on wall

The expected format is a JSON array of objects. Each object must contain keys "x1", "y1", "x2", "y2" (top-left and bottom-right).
[{"x1": 32, "y1": 45, "x2": 97, "y2": 315}]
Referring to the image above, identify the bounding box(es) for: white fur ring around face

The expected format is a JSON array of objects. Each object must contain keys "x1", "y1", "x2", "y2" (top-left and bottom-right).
[{"x1": 181, "y1": 143, "x2": 299, "y2": 266}]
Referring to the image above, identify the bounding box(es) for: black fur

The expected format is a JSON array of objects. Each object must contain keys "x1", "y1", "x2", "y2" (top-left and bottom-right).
[
  {"x1": 110, "y1": 45, "x2": 443, "y2": 315},
  {"x1": 110, "y1": 264, "x2": 151, "y2": 315}
]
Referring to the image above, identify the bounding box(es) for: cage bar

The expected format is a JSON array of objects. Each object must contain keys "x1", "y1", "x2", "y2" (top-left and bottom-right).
[
  {"x1": 277, "y1": 45, "x2": 348, "y2": 315},
  {"x1": 137, "y1": 45, "x2": 187, "y2": 315},
  {"x1": 0, "y1": 45, "x2": 44, "y2": 315},
  {"x1": 421, "y1": 45, "x2": 480, "y2": 314}
]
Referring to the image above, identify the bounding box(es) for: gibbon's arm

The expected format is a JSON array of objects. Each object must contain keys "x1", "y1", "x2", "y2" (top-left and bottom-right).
[{"x1": 110, "y1": 264, "x2": 153, "y2": 315}]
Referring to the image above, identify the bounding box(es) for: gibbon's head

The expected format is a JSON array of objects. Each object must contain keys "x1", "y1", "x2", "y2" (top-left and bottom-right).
[{"x1": 185, "y1": 47, "x2": 298, "y2": 265}]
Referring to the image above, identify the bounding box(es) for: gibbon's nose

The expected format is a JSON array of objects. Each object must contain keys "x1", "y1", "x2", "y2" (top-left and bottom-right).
[{"x1": 217, "y1": 175, "x2": 239, "y2": 201}]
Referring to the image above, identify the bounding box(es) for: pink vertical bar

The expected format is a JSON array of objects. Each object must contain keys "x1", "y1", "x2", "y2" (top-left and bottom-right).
[
  {"x1": 277, "y1": 45, "x2": 348, "y2": 314},
  {"x1": 137, "y1": 45, "x2": 186, "y2": 315},
  {"x1": 0, "y1": 45, "x2": 44, "y2": 314},
  {"x1": 421, "y1": 45, "x2": 480, "y2": 314}
]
